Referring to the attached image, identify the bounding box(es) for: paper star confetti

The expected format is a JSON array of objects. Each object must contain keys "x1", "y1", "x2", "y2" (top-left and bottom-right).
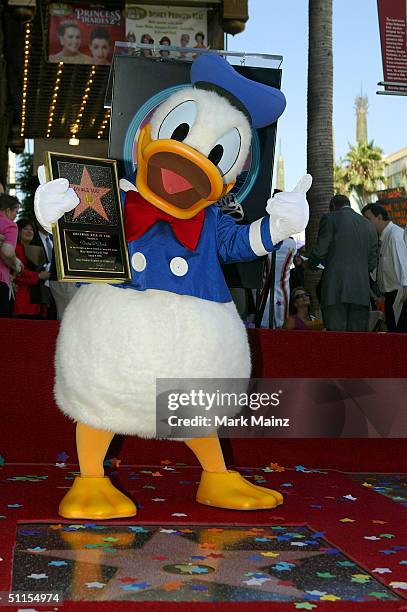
[
  {"x1": 27, "y1": 573, "x2": 48, "y2": 580},
  {"x1": 122, "y1": 581, "x2": 151, "y2": 591},
  {"x1": 48, "y1": 561, "x2": 68, "y2": 567},
  {"x1": 380, "y1": 549, "x2": 397, "y2": 555},
  {"x1": 190, "y1": 584, "x2": 208, "y2": 592},
  {"x1": 162, "y1": 581, "x2": 183, "y2": 591},
  {"x1": 316, "y1": 572, "x2": 336, "y2": 579},
  {"x1": 243, "y1": 577, "x2": 271, "y2": 586},
  {"x1": 27, "y1": 547, "x2": 47, "y2": 553},
  {"x1": 351, "y1": 574, "x2": 371, "y2": 583},
  {"x1": 274, "y1": 562, "x2": 296, "y2": 571},
  {"x1": 128, "y1": 527, "x2": 149, "y2": 533},
  {"x1": 268, "y1": 462, "x2": 285, "y2": 472}
]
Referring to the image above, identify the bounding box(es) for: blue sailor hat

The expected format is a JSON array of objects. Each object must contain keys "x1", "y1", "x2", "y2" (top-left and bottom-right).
[{"x1": 190, "y1": 53, "x2": 286, "y2": 129}]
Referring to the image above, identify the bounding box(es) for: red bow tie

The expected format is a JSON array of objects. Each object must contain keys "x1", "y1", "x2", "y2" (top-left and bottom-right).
[{"x1": 124, "y1": 191, "x2": 205, "y2": 251}]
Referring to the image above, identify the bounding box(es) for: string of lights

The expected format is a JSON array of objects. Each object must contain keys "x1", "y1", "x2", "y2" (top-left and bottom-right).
[
  {"x1": 69, "y1": 65, "x2": 96, "y2": 145},
  {"x1": 46, "y1": 62, "x2": 64, "y2": 139},
  {"x1": 20, "y1": 21, "x2": 32, "y2": 138},
  {"x1": 97, "y1": 108, "x2": 111, "y2": 139}
]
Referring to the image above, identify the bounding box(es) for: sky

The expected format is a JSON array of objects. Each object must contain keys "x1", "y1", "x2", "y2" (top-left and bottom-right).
[{"x1": 227, "y1": 0, "x2": 406, "y2": 190}]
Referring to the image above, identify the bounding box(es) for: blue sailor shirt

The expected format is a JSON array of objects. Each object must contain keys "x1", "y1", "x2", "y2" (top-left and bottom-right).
[{"x1": 121, "y1": 204, "x2": 281, "y2": 303}]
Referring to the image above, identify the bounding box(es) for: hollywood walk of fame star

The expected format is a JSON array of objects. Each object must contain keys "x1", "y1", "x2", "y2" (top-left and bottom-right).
[
  {"x1": 25, "y1": 528, "x2": 330, "y2": 602},
  {"x1": 71, "y1": 166, "x2": 111, "y2": 222}
]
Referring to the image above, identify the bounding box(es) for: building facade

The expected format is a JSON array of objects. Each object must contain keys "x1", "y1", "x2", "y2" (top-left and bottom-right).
[
  {"x1": 383, "y1": 147, "x2": 407, "y2": 191},
  {"x1": 0, "y1": 0, "x2": 249, "y2": 189}
]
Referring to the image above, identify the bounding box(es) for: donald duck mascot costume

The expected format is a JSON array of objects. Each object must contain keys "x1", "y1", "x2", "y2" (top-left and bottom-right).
[{"x1": 35, "y1": 53, "x2": 311, "y2": 520}]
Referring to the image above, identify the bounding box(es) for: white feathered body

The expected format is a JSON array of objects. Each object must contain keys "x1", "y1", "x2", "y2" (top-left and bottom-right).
[{"x1": 54, "y1": 284, "x2": 251, "y2": 437}]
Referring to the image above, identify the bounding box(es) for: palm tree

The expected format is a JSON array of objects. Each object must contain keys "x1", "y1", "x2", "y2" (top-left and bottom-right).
[
  {"x1": 334, "y1": 159, "x2": 349, "y2": 195},
  {"x1": 336, "y1": 141, "x2": 387, "y2": 209},
  {"x1": 305, "y1": 0, "x2": 334, "y2": 313}
]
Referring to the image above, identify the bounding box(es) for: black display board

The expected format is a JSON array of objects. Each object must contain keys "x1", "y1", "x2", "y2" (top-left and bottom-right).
[{"x1": 109, "y1": 54, "x2": 282, "y2": 288}]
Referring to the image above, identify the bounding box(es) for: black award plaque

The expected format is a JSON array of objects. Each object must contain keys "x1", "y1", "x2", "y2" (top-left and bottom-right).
[{"x1": 45, "y1": 152, "x2": 130, "y2": 283}]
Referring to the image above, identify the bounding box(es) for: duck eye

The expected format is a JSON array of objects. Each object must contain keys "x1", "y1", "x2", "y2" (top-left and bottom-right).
[
  {"x1": 208, "y1": 128, "x2": 241, "y2": 177},
  {"x1": 171, "y1": 123, "x2": 190, "y2": 142},
  {"x1": 157, "y1": 99, "x2": 197, "y2": 141},
  {"x1": 208, "y1": 144, "x2": 224, "y2": 166}
]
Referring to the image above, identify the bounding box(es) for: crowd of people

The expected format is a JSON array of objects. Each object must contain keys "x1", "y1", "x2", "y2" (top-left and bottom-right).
[
  {"x1": 265, "y1": 194, "x2": 407, "y2": 332},
  {"x1": 1, "y1": 189, "x2": 406, "y2": 332},
  {"x1": 0, "y1": 192, "x2": 78, "y2": 320}
]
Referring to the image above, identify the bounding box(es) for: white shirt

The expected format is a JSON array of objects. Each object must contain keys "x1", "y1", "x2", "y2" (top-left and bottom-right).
[
  {"x1": 377, "y1": 222, "x2": 407, "y2": 292},
  {"x1": 261, "y1": 237, "x2": 296, "y2": 328},
  {"x1": 38, "y1": 231, "x2": 53, "y2": 287}
]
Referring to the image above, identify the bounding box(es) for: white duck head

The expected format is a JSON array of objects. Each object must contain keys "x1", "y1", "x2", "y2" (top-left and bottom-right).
[{"x1": 136, "y1": 54, "x2": 286, "y2": 220}]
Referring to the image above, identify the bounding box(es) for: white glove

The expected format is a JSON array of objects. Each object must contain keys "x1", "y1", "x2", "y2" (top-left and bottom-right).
[
  {"x1": 34, "y1": 165, "x2": 80, "y2": 233},
  {"x1": 266, "y1": 174, "x2": 312, "y2": 244},
  {"x1": 119, "y1": 178, "x2": 137, "y2": 193}
]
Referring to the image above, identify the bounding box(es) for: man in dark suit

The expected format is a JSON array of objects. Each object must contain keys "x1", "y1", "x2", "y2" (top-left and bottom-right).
[
  {"x1": 308, "y1": 194, "x2": 378, "y2": 331},
  {"x1": 31, "y1": 223, "x2": 58, "y2": 319}
]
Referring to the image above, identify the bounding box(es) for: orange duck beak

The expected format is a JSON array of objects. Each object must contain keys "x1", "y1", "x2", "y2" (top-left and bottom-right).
[{"x1": 135, "y1": 124, "x2": 235, "y2": 220}]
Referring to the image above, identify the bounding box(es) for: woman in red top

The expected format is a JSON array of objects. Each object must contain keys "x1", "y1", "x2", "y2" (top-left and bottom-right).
[{"x1": 13, "y1": 218, "x2": 50, "y2": 318}]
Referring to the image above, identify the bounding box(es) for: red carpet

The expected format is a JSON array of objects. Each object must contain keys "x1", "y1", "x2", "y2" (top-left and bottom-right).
[{"x1": 0, "y1": 464, "x2": 407, "y2": 610}]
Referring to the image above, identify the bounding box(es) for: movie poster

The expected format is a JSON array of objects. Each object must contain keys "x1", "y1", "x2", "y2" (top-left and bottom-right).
[
  {"x1": 48, "y1": 3, "x2": 125, "y2": 65},
  {"x1": 125, "y1": 4, "x2": 208, "y2": 59}
]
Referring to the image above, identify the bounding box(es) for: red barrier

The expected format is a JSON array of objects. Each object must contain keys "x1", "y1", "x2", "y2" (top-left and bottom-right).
[{"x1": 1, "y1": 319, "x2": 406, "y2": 469}]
